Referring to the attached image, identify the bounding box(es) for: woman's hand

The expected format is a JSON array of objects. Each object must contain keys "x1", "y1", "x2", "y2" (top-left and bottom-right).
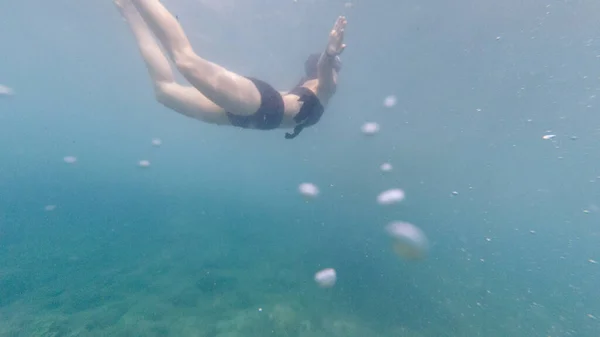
[{"x1": 326, "y1": 16, "x2": 347, "y2": 57}]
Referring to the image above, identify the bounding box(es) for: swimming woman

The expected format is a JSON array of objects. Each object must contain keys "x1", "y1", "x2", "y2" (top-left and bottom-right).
[{"x1": 115, "y1": 0, "x2": 346, "y2": 139}]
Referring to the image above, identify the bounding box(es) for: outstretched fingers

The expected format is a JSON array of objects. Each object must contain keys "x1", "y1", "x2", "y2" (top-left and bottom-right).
[
  {"x1": 332, "y1": 16, "x2": 347, "y2": 47},
  {"x1": 333, "y1": 16, "x2": 346, "y2": 55},
  {"x1": 334, "y1": 16, "x2": 347, "y2": 33}
]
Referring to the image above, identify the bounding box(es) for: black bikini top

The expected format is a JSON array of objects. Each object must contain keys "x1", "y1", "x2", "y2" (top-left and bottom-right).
[{"x1": 284, "y1": 86, "x2": 324, "y2": 139}]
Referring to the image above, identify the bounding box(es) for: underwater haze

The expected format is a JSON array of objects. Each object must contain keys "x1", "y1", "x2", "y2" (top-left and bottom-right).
[{"x1": 1, "y1": 0, "x2": 600, "y2": 336}]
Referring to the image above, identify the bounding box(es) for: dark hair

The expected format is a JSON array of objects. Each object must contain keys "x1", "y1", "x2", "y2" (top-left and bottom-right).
[
  {"x1": 290, "y1": 53, "x2": 342, "y2": 91},
  {"x1": 304, "y1": 53, "x2": 342, "y2": 80},
  {"x1": 304, "y1": 53, "x2": 321, "y2": 80}
]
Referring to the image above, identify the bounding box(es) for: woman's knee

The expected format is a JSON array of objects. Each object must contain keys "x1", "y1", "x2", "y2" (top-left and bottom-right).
[
  {"x1": 172, "y1": 48, "x2": 199, "y2": 75},
  {"x1": 153, "y1": 82, "x2": 170, "y2": 103}
]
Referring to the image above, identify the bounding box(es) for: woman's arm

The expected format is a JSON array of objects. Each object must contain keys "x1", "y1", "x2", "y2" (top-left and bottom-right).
[
  {"x1": 317, "y1": 16, "x2": 347, "y2": 96},
  {"x1": 317, "y1": 52, "x2": 338, "y2": 94}
]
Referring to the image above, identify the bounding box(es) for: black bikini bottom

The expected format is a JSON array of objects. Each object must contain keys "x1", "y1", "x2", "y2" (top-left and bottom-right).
[{"x1": 225, "y1": 77, "x2": 284, "y2": 130}]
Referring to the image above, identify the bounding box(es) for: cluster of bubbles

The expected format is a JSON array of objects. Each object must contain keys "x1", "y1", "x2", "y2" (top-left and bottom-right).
[
  {"x1": 304, "y1": 95, "x2": 430, "y2": 289},
  {"x1": 10, "y1": 78, "x2": 428, "y2": 290},
  {"x1": 47, "y1": 137, "x2": 161, "y2": 211},
  {"x1": 60, "y1": 138, "x2": 162, "y2": 169}
]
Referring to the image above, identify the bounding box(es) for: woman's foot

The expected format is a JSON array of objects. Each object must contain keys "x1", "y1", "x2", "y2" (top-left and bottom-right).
[
  {"x1": 113, "y1": 0, "x2": 124, "y2": 10},
  {"x1": 114, "y1": 0, "x2": 135, "y2": 17}
]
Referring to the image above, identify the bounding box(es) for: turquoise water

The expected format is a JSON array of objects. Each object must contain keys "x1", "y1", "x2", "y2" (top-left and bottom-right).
[{"x1": 1, "y1": 0, "x2": 600, "y2": 336}]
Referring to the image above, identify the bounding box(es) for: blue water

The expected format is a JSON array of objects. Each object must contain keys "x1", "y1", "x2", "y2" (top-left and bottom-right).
[{"x1": 1, "y1": 0, "x2": 600, "y2": 336}]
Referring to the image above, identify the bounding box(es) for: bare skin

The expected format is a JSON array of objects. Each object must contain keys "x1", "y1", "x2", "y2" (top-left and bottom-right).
[
  {"x1": 115, "y1": 0, "x2": 229, "y2": 124},
  {"x1": 115, "y1": 0, "x2": 346, "y2": 129}
]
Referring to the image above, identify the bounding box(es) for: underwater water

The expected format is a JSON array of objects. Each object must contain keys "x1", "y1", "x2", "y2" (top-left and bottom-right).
[{"x1": 1, "y1": 0, "x2": 600, "y2": 336}]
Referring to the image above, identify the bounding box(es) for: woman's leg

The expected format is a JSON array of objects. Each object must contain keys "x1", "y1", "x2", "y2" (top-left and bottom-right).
[
  {"x1": 115, "y1": 0, "x2": 229, "y2": 125},
  {"x1": 130, "y1": 0, "x2": 262, "y2": 116}
]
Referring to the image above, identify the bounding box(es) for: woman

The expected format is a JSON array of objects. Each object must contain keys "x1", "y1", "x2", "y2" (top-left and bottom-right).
[{"x1": 115, "y1": 0, "x2": 347, "y2": 139}]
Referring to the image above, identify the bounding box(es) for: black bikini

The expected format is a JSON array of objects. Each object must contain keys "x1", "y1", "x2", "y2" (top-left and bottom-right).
[
  {"x1": 226, "y1": 77, "x2": 284, "y2": 130},
  {"x1": 225, "y1": 77, "x2": 323, "y2": 139}
]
